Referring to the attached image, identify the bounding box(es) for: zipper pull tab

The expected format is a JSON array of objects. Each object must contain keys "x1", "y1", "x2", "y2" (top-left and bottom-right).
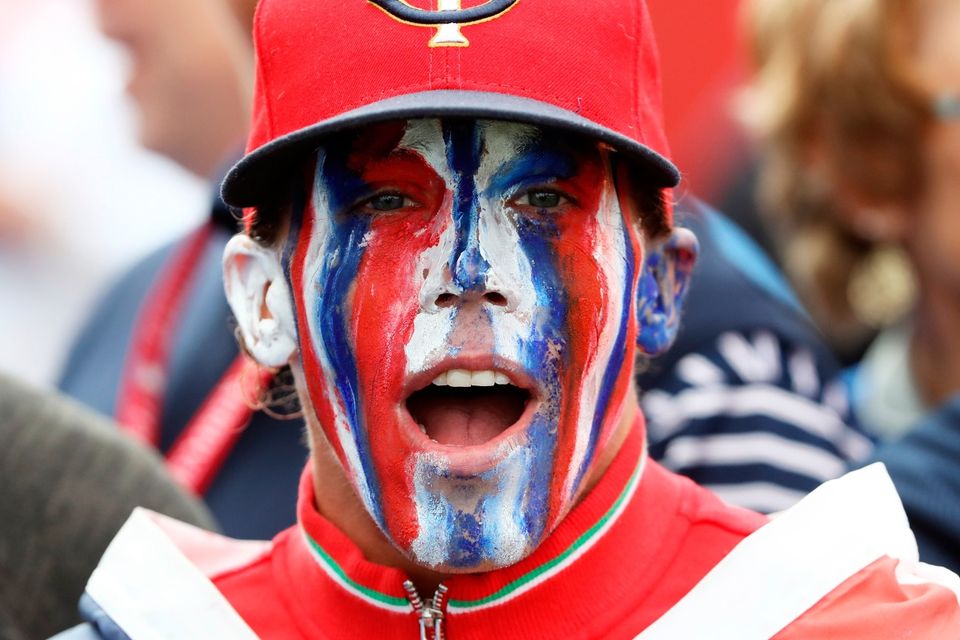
[
  {"x1": 403, "y1": 580, "x2": 450, "y2": 640},
  {"x1": 402, "y1": 580, "x2": 430, "y2": 640},
  {"x1": 430, "y1": 584, "x2": 449, "y2": 640}
]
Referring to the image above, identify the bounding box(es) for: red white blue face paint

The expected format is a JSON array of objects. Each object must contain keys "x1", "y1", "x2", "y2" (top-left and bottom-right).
[{"x1": 284, "y1": 119, "x2": 644, "y2": 570}]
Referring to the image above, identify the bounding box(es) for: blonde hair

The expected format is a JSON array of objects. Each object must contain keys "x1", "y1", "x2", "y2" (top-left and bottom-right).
[{"x1": 744, "y1": 0, "x2": 936, "y2": 342}]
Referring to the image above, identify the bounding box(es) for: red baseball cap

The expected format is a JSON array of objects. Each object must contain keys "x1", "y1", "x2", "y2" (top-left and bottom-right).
[{"x1": 221, "y1": 0, "x2": 680, "y2": 209}]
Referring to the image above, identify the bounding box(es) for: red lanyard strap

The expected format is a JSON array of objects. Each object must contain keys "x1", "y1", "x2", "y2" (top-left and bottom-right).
[
  {"x1": 115, "y1": 224, "x2": 215, "y2": 445},
  {"x1": 114, "y1": 224, "x2": 273, "y2": 494},
  {"x1": 166, "y1": 356, "x2": 273, "y2": 495}
]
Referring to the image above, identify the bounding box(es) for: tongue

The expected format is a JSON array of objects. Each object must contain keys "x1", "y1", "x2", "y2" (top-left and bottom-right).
[{"x1": 414, "y1": 390, "x2": 521, "y2": 446}]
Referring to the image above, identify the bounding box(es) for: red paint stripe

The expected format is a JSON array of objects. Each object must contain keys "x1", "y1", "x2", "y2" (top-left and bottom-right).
[
  {"x1": 350, "y1": 189, "x2": 452, "y2": 549},
  {"x1": 545, "y1": 164, "x2": 611, "y2": 525}
]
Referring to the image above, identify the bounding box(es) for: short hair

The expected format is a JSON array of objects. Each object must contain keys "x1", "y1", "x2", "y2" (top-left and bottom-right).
[{"x1": 744, "y1": 0, "x2": 934, "y2": 330}]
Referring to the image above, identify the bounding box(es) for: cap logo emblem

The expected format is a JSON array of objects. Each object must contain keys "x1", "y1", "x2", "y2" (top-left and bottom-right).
[{"x1": 369, "y1": 0, "x2": 519, "y2": 47}]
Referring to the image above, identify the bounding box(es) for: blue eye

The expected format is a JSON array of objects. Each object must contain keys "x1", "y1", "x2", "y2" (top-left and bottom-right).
[{"x1": 367, "y1": 193, "x2": 409, "y2": 211}]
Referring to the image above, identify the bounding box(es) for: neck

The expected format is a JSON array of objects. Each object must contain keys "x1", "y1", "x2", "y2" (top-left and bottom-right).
[
  {"x1": 910, "y1": 278, "x2": 960, "y2": 407},
  {"x1": 307, "y1": 391, "x2": 642, "y2": 597}
]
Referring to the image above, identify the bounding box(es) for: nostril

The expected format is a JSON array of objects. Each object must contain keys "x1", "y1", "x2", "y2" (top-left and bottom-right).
[
  {"x1": 484, "y1": 292, "x2": 508, "y2": 307},
  {"x1": 435, "y1": 293, "x2": 458, "y2": 308}
]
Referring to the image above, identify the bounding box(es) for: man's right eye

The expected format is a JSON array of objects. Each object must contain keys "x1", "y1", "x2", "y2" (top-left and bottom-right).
[{"x1": 366, "y1": 193, "x2": 410, "y2": 212}]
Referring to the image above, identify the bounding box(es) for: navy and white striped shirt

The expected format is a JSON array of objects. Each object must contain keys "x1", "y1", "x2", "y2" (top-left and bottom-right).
[{"x1": 638, "y1": 200, "x2": 873, "y2": 513}]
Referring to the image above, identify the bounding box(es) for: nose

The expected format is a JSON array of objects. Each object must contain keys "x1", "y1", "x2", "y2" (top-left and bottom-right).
[
  {"x1": 431, "y1": 208, "x2": 518, "y2": 311},
  {"x1": 421, "y1": 120, "x2": 524, "y2": 314},
  {"x1": 422, "y1": 239, "x2": 518, "y2": 313},
  {"x1": 434, "y1": 288, "x2": 509, "y2": 309}
]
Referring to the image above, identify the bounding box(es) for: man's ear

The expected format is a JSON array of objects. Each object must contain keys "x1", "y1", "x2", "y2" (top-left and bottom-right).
[
  {"x1": 223, "y1": 235, "x2": 297, "y2": 367},
  {"x1": 635, "y1": 227, "x2": 699, "y2": 357}
]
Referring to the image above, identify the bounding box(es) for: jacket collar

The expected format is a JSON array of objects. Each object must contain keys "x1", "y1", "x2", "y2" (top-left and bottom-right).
[{"x1": 271, "y1": 415, "x2": 708, "y2": 639}]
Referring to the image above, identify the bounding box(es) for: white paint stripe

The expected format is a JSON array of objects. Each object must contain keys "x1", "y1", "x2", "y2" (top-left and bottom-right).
[
  {"x1": 86, "y1": 508, "x2": 258, "y2": 639},
  {"x1": 480, "y1": 188, "x2": 537, "y2": 367},
  {"x1": 410, "y1": 453, "x2": 453, "y2": 567},
  {"x1": 640, "y1": 383, "x2": 873, "y2": 458},
  {"x1": 660, "y1": 432, "x2": 847, "y2": 482},
  {"x1": 637, "y1": 464, "x2": 931, "y2": 639},
  {"x1": 406, "y1": 213, "x2": 458, "y2": 374},
  {"x1": 299, "y1": 530, "x2": 412, "y2": 614},
  {"x1": 399, "y1": 119, "x2": 454, "y2": 185},
  {"x1": 474, "y1": 121, "x2": 539, "y2": 367},
  {"x1": 449, "y1": 448, "x2": 647, "y2": 613}
]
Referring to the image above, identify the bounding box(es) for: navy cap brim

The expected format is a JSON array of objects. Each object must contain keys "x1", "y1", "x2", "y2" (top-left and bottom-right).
[{"x1": 221, "y1": 90, "x2": 680, "y2": 209}]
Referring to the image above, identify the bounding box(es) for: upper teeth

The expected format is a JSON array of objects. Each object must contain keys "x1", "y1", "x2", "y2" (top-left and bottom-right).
[{"x1": 432, "y1": 369, "x2": 512, "y2": 387}]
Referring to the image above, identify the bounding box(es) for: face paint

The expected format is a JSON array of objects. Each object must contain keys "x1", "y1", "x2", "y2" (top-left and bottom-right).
[{"x1": 284, "y1": 118, "x2": 644, "y2": 571}]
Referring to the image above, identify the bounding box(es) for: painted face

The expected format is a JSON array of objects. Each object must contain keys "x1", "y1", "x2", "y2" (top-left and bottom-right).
[{"x1": 284, "y1": 119, "x2": 644, "y2": 571}]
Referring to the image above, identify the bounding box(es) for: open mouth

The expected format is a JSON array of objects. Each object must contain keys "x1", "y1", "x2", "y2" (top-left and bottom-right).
[{"x1": 406, "y1": 369, "x2": 532, "y2": 447}]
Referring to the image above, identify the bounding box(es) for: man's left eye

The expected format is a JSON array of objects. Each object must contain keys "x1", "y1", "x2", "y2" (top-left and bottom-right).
[
  {"x1": 366, "y1": 193, "x2": 411, "y2": 211},
  {"x1": 519, "y1": 189, "x2": 566, "y2": 208}
]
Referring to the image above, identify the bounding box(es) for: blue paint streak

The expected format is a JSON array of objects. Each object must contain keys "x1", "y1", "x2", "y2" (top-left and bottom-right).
[
  {"x1": 635, "y1": 252, "x2": 673, "y2": 354},
  {"x1": 443, "y1": 122, "x2": 490, "y2": 292},
  {"x1": 484, "y1": 139, "x2": 577, "y2": 197},
  {"x1": 450, "y1": 511, "x2": 483, "y2": 567},
  {"x1": 516, "y1": 415, "x2": 554, "y2": 544},
  {"x1": 484, "y1": 138, "x2": 577, "y2": 545},
  {"x1": 510, "y1": 210, "x2": 566, "y2": 547},
  {"x1": 309, "y1": 148, "x2": 386, "y2": 528},
  {"x1": 481, "y1": 140, "x2": 570, "y2": 386}
]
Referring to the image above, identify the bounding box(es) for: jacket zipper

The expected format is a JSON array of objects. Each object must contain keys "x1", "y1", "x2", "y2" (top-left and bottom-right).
[{"x1": 403, "y1": 580, "x2": 449, "y2": 640}]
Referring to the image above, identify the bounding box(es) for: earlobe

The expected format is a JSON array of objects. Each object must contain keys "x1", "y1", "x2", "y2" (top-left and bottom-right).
[
  {"x1": 223, "y1": 235, "x2": 298, "y2": 367},
  {"x1": 635, "y1": 228, "x2": 699, "y2": 357}
]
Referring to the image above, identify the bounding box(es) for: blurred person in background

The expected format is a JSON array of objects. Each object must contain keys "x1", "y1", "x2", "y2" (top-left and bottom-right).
[
  {"x1": 95, "y1": 0, "x2": 255, "y2": 179},
  {"x1": 745, "y1": 0, "x2": 960, "y2": 568},
  {"x1": 635, "y1": 197, "x2": 871, "y2": 513},
  {"x1": 0, "y1": 0, "x2": 214, "y2": 386},
  {"x1": 745, "y1": 0, "x2": 960, "y2": 441},
  {"x1": 622, "y1": 0, "x2": 875, "y2": 515},
  {"x1": 56, "y1": 0, "x2": 314, "y2": 540}
]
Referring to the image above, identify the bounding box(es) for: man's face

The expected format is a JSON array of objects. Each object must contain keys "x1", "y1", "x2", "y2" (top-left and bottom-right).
[{"x1": 284, "y1": 119, "x2": 644, "y2": 571}]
